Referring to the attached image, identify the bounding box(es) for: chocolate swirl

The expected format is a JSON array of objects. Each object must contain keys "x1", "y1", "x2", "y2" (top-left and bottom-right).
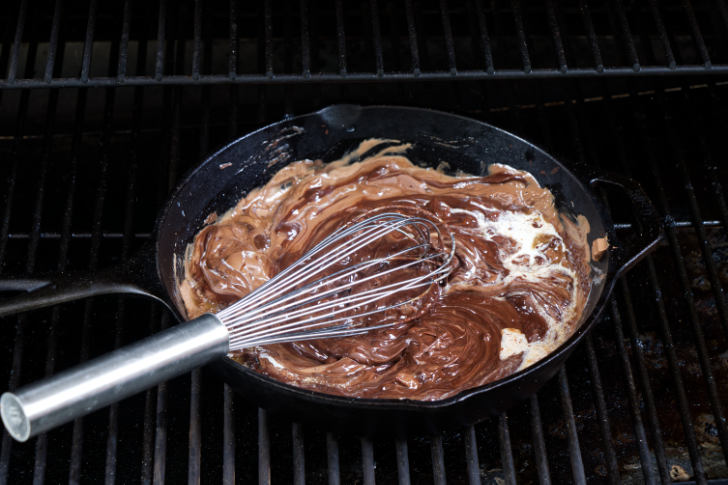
[{"x1": 179, "y1": 140, "x2": 592, "y2": 401}]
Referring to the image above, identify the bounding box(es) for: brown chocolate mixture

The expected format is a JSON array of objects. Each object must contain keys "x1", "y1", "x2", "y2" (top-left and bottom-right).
[{"x1": 180, "y1": 140, "x2": 593, "y2": 400}]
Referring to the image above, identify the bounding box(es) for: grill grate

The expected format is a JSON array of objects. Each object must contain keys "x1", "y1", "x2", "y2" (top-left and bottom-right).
[
  {"x1": 3, "y1": 0, "x2": 728, "y2": 88},
  {"x1": 1, "y1": 79, "x2": 727, "y2": 484},
  {"x1": 1, "y1": 1, "x2": 728, "y2": 484}
]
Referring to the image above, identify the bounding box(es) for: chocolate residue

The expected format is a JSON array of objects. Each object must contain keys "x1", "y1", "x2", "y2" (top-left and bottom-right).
[
  {"x1": 180, "y1": 140, "x2": 592, "y2": 400},
  {"x1": 592, "y1": 236, "x2": 609, "y2": 261}
]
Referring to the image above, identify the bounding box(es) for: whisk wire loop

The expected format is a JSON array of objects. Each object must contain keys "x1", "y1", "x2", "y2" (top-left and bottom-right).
[
  {"x1": 218, "y1": 214, "x2": 416, "y2": 318},
  {"x1": 226, "y1": 241, "x2": 434, "y2": 333},
  {"x1": 216, "y1": 213, "x2": 454, "y2": 351}
]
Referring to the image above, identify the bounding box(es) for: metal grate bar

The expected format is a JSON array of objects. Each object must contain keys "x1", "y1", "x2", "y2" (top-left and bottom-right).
[
  {"x1": 395, "y1": 439, "x2": 410, "y2": 485},
  {"x1": 584, "y1": 337, "x2": 620, "y2": 484},
  {"x1": 31, "y1": 330, "x2": 59, "y2": 484},
  {"x1": 261, "y1": 0, "x2": 272, "y2": 77},
  {"x1": 682, "y1": 0, "x2": 712, "y2": 67},
  {"x1": 557, "y1": 369, "x2": 586, "y2": 484},
  {"x1": 648, "y1": 0, "x2": 677, "y2": 68},
  {"x1": 292, "y1": 423, "x2": 305, "y2": 485},
  {"x1": 257, "y1": 408, "x2": 269, "y2": 485},
  {"x1": 545, "y1": 0, "x2": 567, "y2": 72},
  {"x1": 579, "y1": 0, "x2": 603, "y2": 72},
  {"x1": 5, "y1": 0, "x2": 27, "y2": 83},
  {"x1": 299, "y1": 0, "x2": 311, "y2": 76},
  {"x1": 612, "y1": 0, "x2": 640, "y2": 70},
  {"x1": 166, "y1": 86, "x2": 181, "y2": 190},
  {"x1": 81, "y1": 0, "x2": 98, "y2": 83},
  {"x1": 646, "y1": 256, "x2": 708, "y2": 481},
  {"x1": 498, "y1": 414, "x2": 516, "y2": 485},
  {"x1": 104, "y1": 117, "x2": 126, "y2": 485},
  {"x1": 117, "y1": 0, "x2": 131, "y2": 79},
  {"x1": 430, "y1": 436, "x2": 446, "y2": 485},
  {"x1": 463, "y1": 426, "x2": 481, "y2": 485},
  {"x1": 152, "y1": 365, "x2": 168, "y2": 484},
  {"x1": 361, "y1": 437, "x2": 375, "y2": 485},
  {"x1": 472, "y1": 0, "x2": 494, "y2": 74},
  {"x1": 171, "y1": 2, "x2": 185, "y2": 75},
  {"x1": 229, "y1": 0, "x2": 239, "y2": 77},
  {"x1": 369, "y1": 0, "x2": 384, "y2": 76},
  {"x1": 529, "y1": 396, "x2": 551, "y2": 484},
  {"x1": 610, "y1": 301, "x2": 659, "y2": 484},
  {"x1": 326, "y1": 433, "x2": 340, "y2": 485},
  {"x1": 335, "y1": 0, "x2": 347, "y2": 74},
  {"x1": 510, "y1": 0, "x2": 532, "y2": 73},
  {"x1": 222, "y1": 386, "x2": 235, "y2": 485},
  {"x1": 45, "y1": 0, "x2": 64, "y2": 82},
  {"x1": 140, "y1": 308, "x2": 160, "y2": 484},
  {"x1": 192, "y1": 0, "x2": 202, "y2": 79},
  {"x1": 403, "y1": 0, "x2": 420, "y2": 74},
  {"x1": 719, "y1": 0, "x2": 728, "y2": 39},
  {"x1": 1, "y1": 65, "x2": 728, "y2": 88},
  {"x1": 155, "y1": 0, "x2": 167, "y2": 80},
  {"x1": 439, "y1": 0, "x2": 457, "y2": 73},
  {"x1": 0, "y1": 318, "x2": 26, "y2": 485},
  {"x1": 66, "y1": 87, "x2": 93, "y2": 485},
  {"x1": 384, "y1": 3, "x2": 401, "y2": 72},
  {"x1": 185, "y1": 370, "x2": 201, "y2": 484},
  {"x1": 618, "y1": 284, "x2": 672, "y2": 482},
  {"x1": 31, "y1": 88, "x2": 63, "y2": 485}
]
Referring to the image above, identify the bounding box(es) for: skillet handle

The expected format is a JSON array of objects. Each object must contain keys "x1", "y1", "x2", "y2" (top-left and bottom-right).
[
  {"x1": 588, "y1": 173, "x2": 664, "y2": 279},
  {"x1": 0, "y1": 244, "x2": 171, "y2": 318}
]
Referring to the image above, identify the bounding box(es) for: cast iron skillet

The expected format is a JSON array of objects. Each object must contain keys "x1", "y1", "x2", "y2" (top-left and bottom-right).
[{"x1": 0, "y1": 105, "x2": 662, "y2": 435}]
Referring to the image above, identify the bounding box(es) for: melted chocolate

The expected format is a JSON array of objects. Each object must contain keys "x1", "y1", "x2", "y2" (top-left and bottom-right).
[{"x1": 180, "y1": 140, "x2": 592, "y2": 401}]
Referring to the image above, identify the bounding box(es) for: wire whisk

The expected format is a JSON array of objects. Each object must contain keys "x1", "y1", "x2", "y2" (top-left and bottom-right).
[
  {"x1": 1, "y1": 212, "x2": 454, "y2": 442},
  {"x1": 220, "y1": 212, "x2": 455, "y2": 349}
]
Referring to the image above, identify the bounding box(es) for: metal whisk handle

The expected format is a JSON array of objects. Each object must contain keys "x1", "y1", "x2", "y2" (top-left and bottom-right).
[{"x1": 0, "y1": 314, "x2": 228, "y2": 442}]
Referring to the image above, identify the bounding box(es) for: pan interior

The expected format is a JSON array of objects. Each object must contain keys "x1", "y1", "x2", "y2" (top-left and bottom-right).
[{"x1": 155, "y1": 106, "x2": 610, "y2": 392}]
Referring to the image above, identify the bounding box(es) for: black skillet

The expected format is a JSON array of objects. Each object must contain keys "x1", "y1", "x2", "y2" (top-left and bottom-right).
[{"x1": 0, "y1": 105, "x2": 662, "y2": 436}]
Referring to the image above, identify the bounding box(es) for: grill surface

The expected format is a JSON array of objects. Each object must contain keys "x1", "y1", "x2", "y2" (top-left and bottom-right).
[
  {"x1": 2, "y1": 0, "x2": 728, "y2": 87},
  {"x1": 1, "y1": 1, "x2": 728, "y2": 484}
]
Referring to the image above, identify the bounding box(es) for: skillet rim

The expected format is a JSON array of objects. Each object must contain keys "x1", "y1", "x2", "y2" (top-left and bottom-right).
[{"x1": 155, "y1": 104, "x2": 618, "y2": 410}]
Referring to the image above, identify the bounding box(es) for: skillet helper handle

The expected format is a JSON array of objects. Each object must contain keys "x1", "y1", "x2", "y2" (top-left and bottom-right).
[
  {"x1": 0, "y1": 314, "x2": 228, "y2": 442},
  {"x1": 589, "y1": 173, "x2": 664, "y2": 278}
]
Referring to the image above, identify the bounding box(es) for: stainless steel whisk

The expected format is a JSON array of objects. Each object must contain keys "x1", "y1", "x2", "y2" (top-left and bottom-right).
[{"x1": 1, "y1": 213, "x2": 454, "y2": 442}]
